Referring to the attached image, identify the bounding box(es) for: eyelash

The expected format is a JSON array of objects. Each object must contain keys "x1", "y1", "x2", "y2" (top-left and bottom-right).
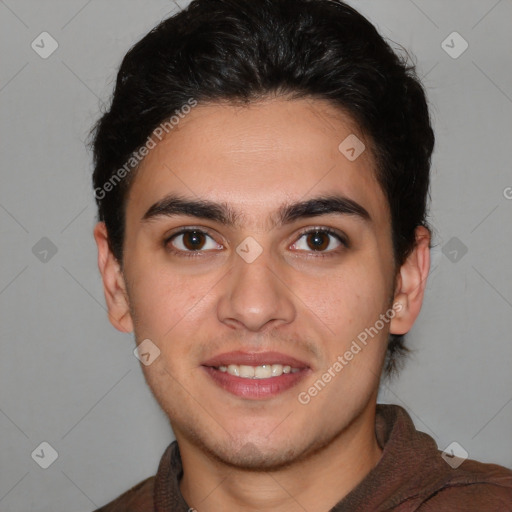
[{"x1": 163, "y1": 227, "x2": 348, "y2": 259}]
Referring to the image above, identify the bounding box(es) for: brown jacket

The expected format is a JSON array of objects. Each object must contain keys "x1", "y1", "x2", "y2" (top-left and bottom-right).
[{"x1": 94, "y1": 404, "x2": 512, "y2": 511}]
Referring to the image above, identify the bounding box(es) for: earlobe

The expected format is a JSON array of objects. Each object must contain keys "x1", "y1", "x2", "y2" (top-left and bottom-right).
[
  {"x1": 93, "y1": 222, "x2": 134, "y2": 333},
  {"x1": 390, "y1": 226, "x2": 431, "y2": 335}
]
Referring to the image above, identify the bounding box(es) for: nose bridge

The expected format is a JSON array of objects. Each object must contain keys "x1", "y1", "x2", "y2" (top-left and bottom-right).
[{"x1": 217, "y1": 244, "x2": 295, "y2": 331}]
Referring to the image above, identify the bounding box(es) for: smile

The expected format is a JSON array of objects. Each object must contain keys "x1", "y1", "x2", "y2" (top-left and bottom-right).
[
  {"x1": 217, "y1": 364, "x2": 300, "y2": 379},
  {"x1": 201, "y1": 351, "x2": 311, "y2": 399}
]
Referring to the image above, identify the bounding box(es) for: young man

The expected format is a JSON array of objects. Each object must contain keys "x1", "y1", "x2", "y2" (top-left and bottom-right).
[{"x1": 91, "y1": 0, "x2": 512, "y2": 510}]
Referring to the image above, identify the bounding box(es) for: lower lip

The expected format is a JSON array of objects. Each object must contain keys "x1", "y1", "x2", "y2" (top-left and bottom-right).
[{"x1": 202, "y1": 366, "x2": 310, "y2": 399}]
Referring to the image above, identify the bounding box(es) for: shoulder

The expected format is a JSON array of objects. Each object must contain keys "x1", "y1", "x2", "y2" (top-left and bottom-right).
[
  {"x1": 93, "y1": 475, "x2": 155, "y2": 512},
  {"x1": 416, "y1": 458, "x2": 512, "y2": 511}
]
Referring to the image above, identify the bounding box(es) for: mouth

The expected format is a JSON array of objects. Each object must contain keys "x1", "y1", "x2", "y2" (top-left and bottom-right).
[{"x1": 201, "y1": 351, "x2": 311, "y2": 399}]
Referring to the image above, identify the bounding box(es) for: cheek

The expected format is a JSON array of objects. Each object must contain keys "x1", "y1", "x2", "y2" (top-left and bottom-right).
[
  {"x1": 125, "y1": 258, "x2": 200, "y2": 340},
  {"x1": 297, "y1": 261, "x2": 390, "y2": 335}
]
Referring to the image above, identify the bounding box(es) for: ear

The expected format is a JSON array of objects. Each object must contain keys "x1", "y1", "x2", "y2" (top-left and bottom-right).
[
  {"x1": 389, "y1": 225, "x2": 431, "y2": 335},
  {"x1": 93, "y1": 222, "x2": 134, "y2": 333}
]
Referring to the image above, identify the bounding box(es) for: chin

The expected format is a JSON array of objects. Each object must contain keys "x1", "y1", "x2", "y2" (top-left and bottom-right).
[
  {"x1": 197, "y1": 424, "x2": 339, "y2": 472},
  {"x1": 208, "y1": 440, "x2": 303, "y2": 472}
]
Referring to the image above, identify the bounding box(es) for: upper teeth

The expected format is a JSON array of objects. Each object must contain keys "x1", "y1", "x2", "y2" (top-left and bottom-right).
[{"x1": 217, "y1": 364, "x2": 300, "y2": 378}]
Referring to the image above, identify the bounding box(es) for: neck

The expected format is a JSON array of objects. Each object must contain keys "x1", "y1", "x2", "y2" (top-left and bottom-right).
[{"x1": 177, "y1": 400, "x2": 382, "y2": 512}]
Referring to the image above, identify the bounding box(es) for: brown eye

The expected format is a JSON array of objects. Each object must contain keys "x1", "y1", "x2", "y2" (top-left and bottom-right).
[
  {"x1": 167, "y1": 229, "x2": 221, "y2": 254},
  {"x1": 182, "y1": 230, "x2": 206, "y2": 250},
  {"x1": 291, "y1": 228, "x2": 347, "y2": 254},
  {"x1": 306, "y1": 231, "x2": 330, "y2": 251}
]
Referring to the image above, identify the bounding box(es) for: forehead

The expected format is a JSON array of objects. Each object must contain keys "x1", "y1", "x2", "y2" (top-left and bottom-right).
[{"x1": 125, "y1": 97, "x2": 389, "y2": 229}]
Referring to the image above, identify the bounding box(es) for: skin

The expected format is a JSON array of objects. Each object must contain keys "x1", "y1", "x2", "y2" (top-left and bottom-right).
[{"x1": 94, "y1": 97, "x2": 430, "y2": 512}]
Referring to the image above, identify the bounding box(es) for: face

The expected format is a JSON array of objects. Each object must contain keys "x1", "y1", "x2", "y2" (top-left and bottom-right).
[{"x1": 96, "y1": 97, "x2": 417, "y2": 470}]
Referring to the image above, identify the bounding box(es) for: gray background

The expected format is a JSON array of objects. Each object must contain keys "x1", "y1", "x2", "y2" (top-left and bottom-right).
[{"x1": 1, "y1": 1, "x2": 511, "y2": 510}]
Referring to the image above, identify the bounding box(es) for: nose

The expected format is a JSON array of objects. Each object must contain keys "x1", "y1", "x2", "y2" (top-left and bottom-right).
[{"x1": 216, "y1": 247, "x2": 296, "y2": 332}]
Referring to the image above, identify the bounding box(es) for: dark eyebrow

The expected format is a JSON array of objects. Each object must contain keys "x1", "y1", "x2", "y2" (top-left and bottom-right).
[{"x1": 141, "y1": 193, "x2": 371, "y2": 228}]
